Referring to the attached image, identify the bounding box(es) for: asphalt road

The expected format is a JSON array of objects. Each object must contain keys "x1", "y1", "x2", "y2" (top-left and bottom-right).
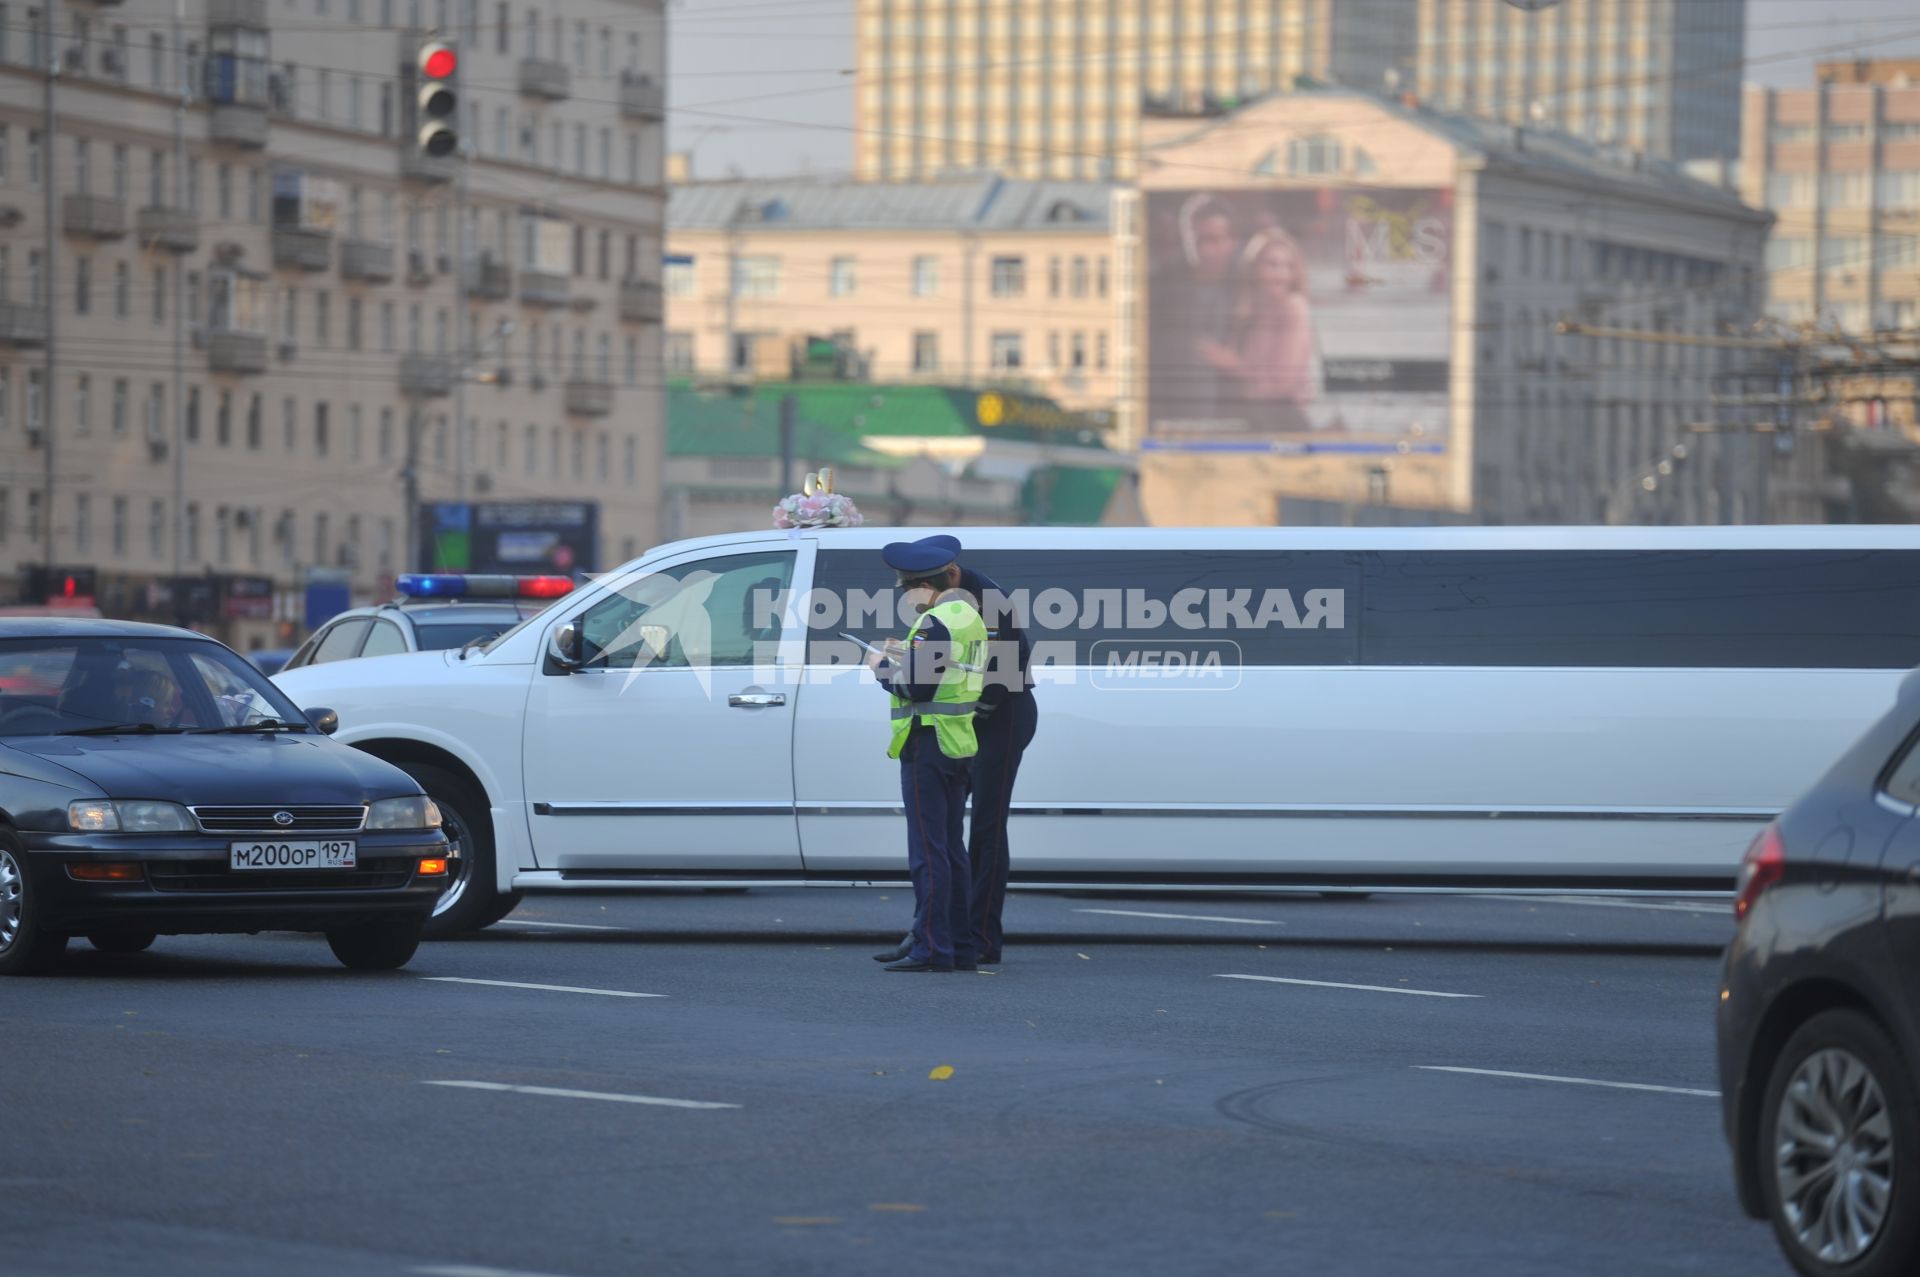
[{"x1": 2, "y1": 888, "x2": 1789, "y2": 1277}]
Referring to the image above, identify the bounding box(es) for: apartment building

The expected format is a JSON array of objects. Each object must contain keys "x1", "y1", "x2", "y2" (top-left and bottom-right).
[
  {"x1": 853, "y1": 0, "x2": 1416, "y2": 181},
  {"x1": 666, "y1": 175, "x2": 1121, "y2": 414},
  {"x1": 1127, "y1": 89, "x2": 1788, "y2": 527},
  {"x1": 1742, "y1": 60, "x2": 1920, "y2": 338},
  {"x1": 1415, "y1": 0, "x2": 1744, "y2": 163},
  {"x1": 0, "y1": 0, "x2": 667, "y2": 645}
]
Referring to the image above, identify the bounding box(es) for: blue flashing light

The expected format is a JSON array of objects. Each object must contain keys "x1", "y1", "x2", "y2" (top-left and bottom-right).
[{"x1": 396, "y1": 574, "x2": 471, "y2": 598}]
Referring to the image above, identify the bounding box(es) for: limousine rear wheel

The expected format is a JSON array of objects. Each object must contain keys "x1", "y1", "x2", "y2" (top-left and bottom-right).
[
  {"x1": 1759, "y1": 1009, "x2": 1920, "y2": 1277},
  {"x1": 0, "y1": 834, "x2": 66, "y2": 976},
  {"x1": 405, "y1": 764, "x2": 521, "y2": 938}
]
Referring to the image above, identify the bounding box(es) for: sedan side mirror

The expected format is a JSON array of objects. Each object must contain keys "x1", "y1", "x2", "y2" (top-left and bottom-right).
[
  {"x1": 304, "y1": 707, "x2": 340, "y2": 735},
  {"x1": 547, "y1": 620, "x2": 585, "y2": 672}
]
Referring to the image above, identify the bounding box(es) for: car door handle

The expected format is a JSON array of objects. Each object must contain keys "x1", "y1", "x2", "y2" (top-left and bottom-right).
[{"x1": 727, "y1": 692, "x2": 786, "y2": 708}]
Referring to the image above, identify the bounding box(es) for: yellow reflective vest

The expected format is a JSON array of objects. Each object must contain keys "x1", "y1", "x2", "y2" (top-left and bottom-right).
[{"x1": 886, "y1": 599, "x2": 987, "y2": 761}]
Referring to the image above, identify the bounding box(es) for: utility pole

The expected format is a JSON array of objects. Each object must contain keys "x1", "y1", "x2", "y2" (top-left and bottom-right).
[
  {"x1": 39, "y1": 6, "x2": 58, "y2": 581},
  {"x1": 171, "y1": 0, "x2": 188, "y2": 609},
  {"x1": 402, "y1": 406, "x2": 422, "y2": 574},
  {"x1": 451, "y1": 105, "x2": 471, "y2": 502},
  {"x1": 778, "y1": 391, "x2": 795, "y2": 493}
]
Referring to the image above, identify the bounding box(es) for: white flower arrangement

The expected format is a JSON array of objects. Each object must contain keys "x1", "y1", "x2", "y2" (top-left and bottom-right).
[{"x1": 773, "y1": 469, "x2": 863, "y2": 529}]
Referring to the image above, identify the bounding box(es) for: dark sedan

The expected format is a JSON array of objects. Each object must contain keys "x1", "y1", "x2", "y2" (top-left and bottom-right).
[
  {"x1": 1717, "y1": 670, "x2": 1920, "y2": 1277},
  {"x1": 0, "y1": 619, "x2": 450, "y2": 975}
]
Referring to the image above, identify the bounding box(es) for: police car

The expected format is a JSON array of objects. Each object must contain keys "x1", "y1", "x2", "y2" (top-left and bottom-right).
[
  {"x1": 281, "y1": 574, "x2": 575, "y2": 673},
  {"x1": 269, "y1": 524, "x2": 1920, "y2": 939}
]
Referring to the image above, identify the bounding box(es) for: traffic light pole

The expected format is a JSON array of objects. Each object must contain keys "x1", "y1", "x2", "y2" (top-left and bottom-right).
[{"x1": 453, "y1": 135, "x2": 469, "y2": 502}]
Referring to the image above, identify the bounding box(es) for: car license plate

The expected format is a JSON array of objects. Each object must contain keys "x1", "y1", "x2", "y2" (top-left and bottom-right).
[{"x1": 229, "y1": 840, "x2": 357, "y2": 870}]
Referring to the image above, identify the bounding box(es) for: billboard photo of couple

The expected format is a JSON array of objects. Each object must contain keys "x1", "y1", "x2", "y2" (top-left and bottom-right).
[{"x1": 1145, "y1": 187, "x2": 1454, "y2": 446}]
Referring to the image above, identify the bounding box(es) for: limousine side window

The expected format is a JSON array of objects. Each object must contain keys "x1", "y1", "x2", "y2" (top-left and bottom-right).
[
  {"x1": 811, "y1": 549, "x2": 1361, "y2": 667},
  {"x1": 579, "y1": 551, "x2": 795, "y2": 670},
  {"x1": 1361, "y1": 550, "x2": 1920, "y2": 669}
]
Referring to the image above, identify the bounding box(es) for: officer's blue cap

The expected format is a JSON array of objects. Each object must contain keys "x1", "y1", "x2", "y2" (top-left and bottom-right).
[{"x1": 881, "y1": 535, "x2": 962, "y2": 583}]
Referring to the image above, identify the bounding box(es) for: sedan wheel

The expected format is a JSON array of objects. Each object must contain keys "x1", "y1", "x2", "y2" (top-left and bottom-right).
[
  {"x1": 0, "y1": 838, "x2": 67, "y2": 976},
  {"x1": 1761, "y1": 1010, "x2": 1920, "y2": 1277}
]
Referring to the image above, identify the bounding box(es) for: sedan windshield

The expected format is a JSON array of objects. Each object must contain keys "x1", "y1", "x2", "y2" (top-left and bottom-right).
[{"x1": 0, "y1": 636, "x2": 308, "y2": 738}]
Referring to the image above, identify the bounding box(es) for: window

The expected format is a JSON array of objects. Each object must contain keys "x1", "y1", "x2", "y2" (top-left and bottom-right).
[
  {"x1": 989, "y1": 331, "x2": 1023, "y2": 370},
  {"x1": 314, "y1": 401, "x2": 329, "y2": 456},
  {"x1": 74, "y1": 493, "x2": 89, "y2": 553},
  {"x1": 1879, "y1": 171, "x2": 1920, "y2": 211},
  {"x1": 73, "y1": 374, "x2": 90, "y2": 434},
  {"x1": 152, "y1": 267, "x2": 166, "y2": 325},
  {"x1": 1823, "y1": 172, "x2": 1870, "y2": 207},
  {"x1": 829, "y1": 256, "x2": 856, "y2": 297},
  {"x1": 346, "y1": 296, "x2": 362, "y2": 350},
  {"x1": 624, "y1": 334, "x2": 638, "y2": 386},
  {"x1": 111, "y1": 378, "x2": 127, "y2": 435},
  {"x1": 246, "y1": 394, "x2": 261, "y2": 448},
  {"x1": 1287, "y1": 135, "x2": 1343, "y2": 175},
  {"x1": 911, "y1": 255, "x2": 939, "y2": 297},
  {"x1": 732, "y1": 256, "x2": 779, "y2": 298},
  {"x1": 217, "y1": 390, "x2": 232, "y2": 446},
  {"x1": 663, "y1": 331, "x2": 694, "y2": 372},
  {"x1": 989, "y1": 256, "x2": 1025, "y2": 297},
  {"x1": 185, "y1": 386, "x2": 200, "y2": 443},
  {"x1": 378, "y1": 407, "x2": 393, "y2": 460},
  {"x1": 314, "y1": 291, "x2": 330, "y2": 347},
  {"x1": 73, "y1": 255, "x2": 89, "y2": 314},
  {"x1": 1048, "y1": 256, "x2": 1061, "y2": 298},
  {"x1": 1769, "y1": 122, "x2": 1815, "y2": 145},
  {"x1": 1767, "y1": 173, "x2": 1815, "y2": 208},
  {"x1": 281, "y1": 396, "x2": 296, "y2": 451},
  {"x1": 578, "y1": 550, "x2": 796, "y2": 669},
  {"x1": 664, "y1": 258, "x2": 694, "y2": 297},
  {"x1": 912, "y1": 331, "x2": 938, "y2": 373},
  {"x1": 1070, "y1": 257, "x2": 1088, "y2": 298},
  {"x1": 348, "y1": 404, "x2": 362, "y2": 460}
]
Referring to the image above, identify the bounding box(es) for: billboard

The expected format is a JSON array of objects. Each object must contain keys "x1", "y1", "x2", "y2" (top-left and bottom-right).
[
  {"x1": 1145, "y1": 187, "x2": 1453, "y2": 449},
  {"x1": 420, "y1": 501, "x2": 600, "y2": 575}
]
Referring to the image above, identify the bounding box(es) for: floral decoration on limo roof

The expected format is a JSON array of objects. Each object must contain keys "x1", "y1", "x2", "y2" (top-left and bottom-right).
[{"x1": 774, "y1": 468, "x2": 863, "y2": 530}]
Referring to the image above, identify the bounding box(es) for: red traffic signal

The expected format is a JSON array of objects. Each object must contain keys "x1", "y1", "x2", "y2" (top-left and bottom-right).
[{"x1": 420, "y1": 43, "x2": 457, "y2": 79}]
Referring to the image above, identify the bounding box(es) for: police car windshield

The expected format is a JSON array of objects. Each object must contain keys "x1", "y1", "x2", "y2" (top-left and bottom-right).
[{"x1": 414, "y1": 621, "x2": 517, "y2": 652}]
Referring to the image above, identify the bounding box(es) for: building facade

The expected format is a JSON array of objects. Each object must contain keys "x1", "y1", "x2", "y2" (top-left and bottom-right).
[
  {"x1": 1129, "y1": 90, "x2": 1790, "y2": 528},
  {"x1": 853, "y1": 0, "x2": 1417, "y2": 182},
  {"x1": 0, "y1": 0, "x2": 667, "y2": 646},
  {"x1": 1742, "y1": 61, "x2": 1920, "y2": 338},
  {"x1": 1414, "y1": 0, "x2": 1743, "y2": 163},
  {"x1": 666, "y1": 175, "x2": 1122, "y2": 415}
]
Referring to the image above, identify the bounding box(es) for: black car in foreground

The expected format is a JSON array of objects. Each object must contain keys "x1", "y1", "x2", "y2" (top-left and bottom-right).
[
  {"x1": 0, "y1": 619, "x2": 450, "y2": 975},
  {"x1": 1718, "y1": 670, "x2": 1920, "y2": 1277}
]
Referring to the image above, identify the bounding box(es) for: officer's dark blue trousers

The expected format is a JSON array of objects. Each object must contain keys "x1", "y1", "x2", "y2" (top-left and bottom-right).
[
  {"x1": 968, "y1": 690, "x2": 1037, "y2": 959},
  {"x1": 901, "y1": 730, "x2": 974, "y2": 968}
]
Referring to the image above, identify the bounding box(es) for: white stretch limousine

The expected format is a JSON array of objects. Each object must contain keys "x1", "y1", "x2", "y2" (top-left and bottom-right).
[{"x1": 273, "y1": 525, "x2": 1920, "y2": 933}]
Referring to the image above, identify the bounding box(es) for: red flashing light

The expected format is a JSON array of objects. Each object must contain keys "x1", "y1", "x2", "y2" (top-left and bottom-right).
[
  {"x1": 62, "y1": 574, "x2": 78, "y2": 599},
  {"x1": 422, "y1": 46, "x2": 457, "y2": 79},
  {"x1": 1733, "y1": 823, "x2": 1785, "y2": 921},
  {"x1": 517, "y1": 576, "x2": 576, "y2": 599}
]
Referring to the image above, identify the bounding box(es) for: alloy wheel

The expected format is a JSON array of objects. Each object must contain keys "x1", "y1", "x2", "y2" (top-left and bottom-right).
[
  {"x1": 429, "y1": 803, "x2": 472, "y2": 920},
  {"x1": 0, "y1": 848, "x2": 21, "y2": 951},
  {"x1": 1774, "y1": 1046, "x2": 1896, "y2": 1264}
]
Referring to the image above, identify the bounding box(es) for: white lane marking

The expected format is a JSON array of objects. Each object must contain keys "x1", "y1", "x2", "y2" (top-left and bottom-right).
[
  {"x1": 420, "y1": 1080, "x2": 740, "y2": 1110},
  {"x1": 493, "y1": 918, "x2": 624, "y2": 932},
  {"x1": 421, "y1": 977, "x2": 663, "y2": 999},
  {"x1": 1415, "y1": 1066, "x2": 1719, "y2": 1097},
  {"x1": 1215, "y1": 973, "x2": 1480, "y2": 999},
  {"x1": 414, "y1": 1266, "x2": 583, "y2": 1277},
  {"x1": 1471, "y1": 894, "x2": 1726, "y2": 914},
  {"x1": 1076, "y1": 908, "x2": 1283, "y2": 926}
]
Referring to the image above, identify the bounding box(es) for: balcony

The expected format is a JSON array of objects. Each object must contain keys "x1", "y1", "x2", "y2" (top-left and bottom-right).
[
  {"x1": 518, "y1": 57, "x2": 571, "y2": 100},
  {"x1": 136, "y1": 205, "x2": 199, "y2": 253},
  {"x1": 62, "y1": 193, "x2": 127, "y2": 240},
  {"x1": 0, "y1": 301, "x2": 48, "y2": 346},
  {"x1": 465, "y1": 255, "x2": 512, "y2": 300},
  {"x1": 565, "y1": 379, "x2": 614, "y2": 418},
  {"x1": 619, "y1": 278, "x2": 664, "y2": 324},
  {"x1": 400, "y1": 149, "x2": 456, "y2": 184},
  {"x1": 400, "y1": 354, "x2": 454, "y2": 399},
  {"x1": 519, "y1": 268, "x2": 570, "y2": 307},
  {"x1": 207, "y1": 330, "x2": 269, "y2": 375},
  {"x1": 339, "y1": 239, "x2": 396, "y2": 283},
  {"x1": 271, "y1": 228, "x2": 332, "y2": 272},
  {"x1": 619, "y1": 73, "x2": 665, "y2": 122},
  {"x1": 210, "y1": 103, "x2": 269, "y2": 149},
  {"x1": 207, "y1": 0, "x2": 268, "y2": 27}
]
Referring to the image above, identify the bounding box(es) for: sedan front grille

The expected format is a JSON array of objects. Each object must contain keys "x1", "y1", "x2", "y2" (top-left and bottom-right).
[
  {"x1": 191, "y1": 805, "x2": 368, "y2": 833},
  {"x1": 146, "y1": 858, "x2": 416, "y2": 892}
]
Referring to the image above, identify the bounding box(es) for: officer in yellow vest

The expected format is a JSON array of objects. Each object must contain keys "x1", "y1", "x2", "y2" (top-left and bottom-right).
[{"x1": 866, "y1": 540, "x2": 989, "y2": 972}]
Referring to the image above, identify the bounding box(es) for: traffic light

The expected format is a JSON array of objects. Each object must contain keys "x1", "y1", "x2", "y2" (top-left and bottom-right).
[{"x1": 416, "y1": 41, "x2": 458, "y2": 158}]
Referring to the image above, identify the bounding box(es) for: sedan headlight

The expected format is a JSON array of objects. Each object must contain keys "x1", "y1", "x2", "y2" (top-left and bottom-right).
[
  {"x1": 365, "y1": 796, "x2": 443, "y2": 831},
  {"x1": 67, "y1": 800, "x2": 196, "y2": 833}
]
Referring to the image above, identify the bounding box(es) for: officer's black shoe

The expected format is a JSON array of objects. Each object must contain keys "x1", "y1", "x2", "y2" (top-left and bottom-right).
[
  {"x1": 977, "y1": 953, "x2": 1001, "y2": 965},
  {"x1": 884, "y1": 958, "x2": 953, "y2": 972},
  {"x1": 955, "y1": 961, "x2": 978, "y2": 971},
  {"x1": 871, "y1": 939, "x2": 914, "y2": 963}
]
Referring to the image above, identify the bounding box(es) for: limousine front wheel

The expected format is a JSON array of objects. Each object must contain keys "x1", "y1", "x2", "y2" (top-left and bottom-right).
[{"x1": 404, "y1": 764, "x2": 521, "y2": 938}]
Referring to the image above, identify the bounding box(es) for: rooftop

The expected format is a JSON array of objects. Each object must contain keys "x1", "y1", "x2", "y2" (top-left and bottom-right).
[{"x1": 670, "y1": 174, "x2": 1114, "y2": 233}]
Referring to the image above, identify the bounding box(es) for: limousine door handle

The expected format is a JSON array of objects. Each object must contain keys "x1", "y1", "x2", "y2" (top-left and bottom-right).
[{"x1": 727, "y1": 692, "x2": 786, "y2": 708}]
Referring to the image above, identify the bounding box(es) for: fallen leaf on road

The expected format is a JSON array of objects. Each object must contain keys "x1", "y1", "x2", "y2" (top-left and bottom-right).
[
  {"x1": 929, "y1": 1066, "x2": 955, "y2": 1081},
  {"x1": 1076, "y1": 952, "x2": 1090, "y2": 960}
]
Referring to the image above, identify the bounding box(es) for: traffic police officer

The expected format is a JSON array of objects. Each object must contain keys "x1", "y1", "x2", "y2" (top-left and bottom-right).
[
  {"x1": 867, "y1": 542, "x2": 989, "y2": 972},
  {"x1": 871, "y1": 536, "x2": 1037, "y2": 967}
]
